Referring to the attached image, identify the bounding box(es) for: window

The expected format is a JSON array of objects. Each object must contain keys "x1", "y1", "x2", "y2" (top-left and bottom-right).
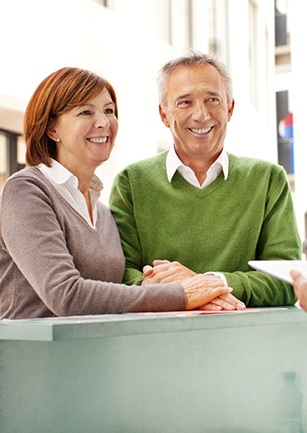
[
  {"x1": 275, "y1": 0, "x2": 288, "y2": 46},
  {"x1": 208, "y1": 0, "x2": 229, "y2": 61},
  {"x1": 156, "y1": 0, "x2": 192, "y2": 49},
  {"x1": 0, "y1": 129, "x2": 25, "y2": 190},
  {"x1": 249, "y1": 0, "x2": 259, "y2": 108}
]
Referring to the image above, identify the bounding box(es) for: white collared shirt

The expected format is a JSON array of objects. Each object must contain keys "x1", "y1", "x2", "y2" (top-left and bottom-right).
[
  {"x1": 166, "y1": 144, "x2": 228, "y2": 284},
  {"x1": 38, "y1": 159, "x2": 103, "y2": 228},
  {"x1": 166, "y1": 144, "x2": 229, "y2": 188}
]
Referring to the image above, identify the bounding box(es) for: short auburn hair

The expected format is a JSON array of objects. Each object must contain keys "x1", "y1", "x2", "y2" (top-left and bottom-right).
[{"x1": 24, "y1": 67, "x2": 118, "y2": 167}]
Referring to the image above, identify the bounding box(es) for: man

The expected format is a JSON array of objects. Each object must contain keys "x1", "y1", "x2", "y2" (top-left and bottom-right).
[{"x1": 109, "y1": 50, "x2": 301, "y2": 309}]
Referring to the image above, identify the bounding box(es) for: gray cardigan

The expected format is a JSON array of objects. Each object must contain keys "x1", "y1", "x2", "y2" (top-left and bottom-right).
[{"x1": 0, "y1": 167, "x2": 185, "y2": 319}]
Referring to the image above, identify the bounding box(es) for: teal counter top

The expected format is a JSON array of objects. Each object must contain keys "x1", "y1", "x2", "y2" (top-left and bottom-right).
[
  {"x1": 1, "y1": 306, "x2": 307, "y2": 432},
  {"x1": 1, "y1": 306, "x2": 306, "y2": 341}
]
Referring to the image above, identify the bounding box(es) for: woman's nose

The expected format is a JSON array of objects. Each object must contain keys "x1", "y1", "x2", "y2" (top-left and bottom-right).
[{"x1": 95, "y1": 112, "x2": 110, "y2": 128}]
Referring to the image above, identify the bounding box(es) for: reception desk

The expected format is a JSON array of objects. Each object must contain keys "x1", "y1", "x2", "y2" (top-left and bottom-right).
[{"x1": 1, "y1": 307, "x2": 307, "y2": 433}]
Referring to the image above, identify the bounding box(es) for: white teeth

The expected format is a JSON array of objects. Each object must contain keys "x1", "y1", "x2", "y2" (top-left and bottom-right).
[
  {"x1": 190, "y1": 127, "x2": 211, "y2": 134},
  {"x1": 88, "y1": 137, "x2": 107, "y2": 143}
]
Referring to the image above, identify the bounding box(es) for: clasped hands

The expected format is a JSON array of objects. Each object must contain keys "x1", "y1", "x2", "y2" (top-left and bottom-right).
[{"x1": 142, "y1": 259, "x2": 245, "y2": 311}]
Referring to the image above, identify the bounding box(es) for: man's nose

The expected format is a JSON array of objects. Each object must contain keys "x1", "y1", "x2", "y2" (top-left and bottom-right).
[{"x1": 193, "y1": 103, "x2": 210, "y2": 121}]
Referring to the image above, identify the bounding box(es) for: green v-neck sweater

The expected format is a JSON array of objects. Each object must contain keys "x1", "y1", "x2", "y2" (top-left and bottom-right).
[{"x1": 109, "y1": 151, "x2": 301, "y2": 307}]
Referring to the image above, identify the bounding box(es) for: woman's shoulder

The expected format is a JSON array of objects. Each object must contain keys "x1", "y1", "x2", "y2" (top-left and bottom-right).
[
  {"x1": 4, "y1": 166, "x2": 45, "y2": 184},
  {"x1": 1, "y1": 167, "x2": 55, "y2": 201}
]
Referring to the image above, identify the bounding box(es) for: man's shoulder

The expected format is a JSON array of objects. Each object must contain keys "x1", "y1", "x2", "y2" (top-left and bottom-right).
[
  {"x1": 129, "y1": 150, "x2": 167, "y2": 167},
  {"x1": 228, "y1": 153, "x2": 285, "y2": 173},
  {"x1": 119, "y1": 151, "x2": 168, "y2": 175}
]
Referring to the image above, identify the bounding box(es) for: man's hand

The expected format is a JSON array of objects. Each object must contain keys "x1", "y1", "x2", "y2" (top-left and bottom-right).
[
  {"x1": 142, "y1": 259, "x2": 245, "y2": 310},
  {"x1": 143, "y1": 259, "x2": 196, "y2": 284}
]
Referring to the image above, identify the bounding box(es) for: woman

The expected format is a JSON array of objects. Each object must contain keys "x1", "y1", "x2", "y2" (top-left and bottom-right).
[{"x1": 0, "y1": 67, "x2": 233, "y2": 319}]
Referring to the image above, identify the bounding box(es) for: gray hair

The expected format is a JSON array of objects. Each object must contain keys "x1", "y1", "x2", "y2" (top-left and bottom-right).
[{"x1": 157, "y1": 50, "x2": 233, "y2": 109}]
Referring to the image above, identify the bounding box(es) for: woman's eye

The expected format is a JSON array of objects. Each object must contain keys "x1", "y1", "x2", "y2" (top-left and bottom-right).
[
  {"x1": 79, "y1": 110, "x2": 92, "y2": 116},
  {"x1": 104, "y1": 108, "x2": 115, "y2": 115}
]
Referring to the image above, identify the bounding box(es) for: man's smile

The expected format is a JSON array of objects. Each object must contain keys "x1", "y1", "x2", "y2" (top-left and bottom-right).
[{"x1": 189, "y1": 127, "x2": 213, "y2": 134}]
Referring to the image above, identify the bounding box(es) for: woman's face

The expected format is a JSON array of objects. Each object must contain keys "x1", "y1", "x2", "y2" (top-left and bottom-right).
[{"x1": 50, "y1": 88, "x2": 118, "y2": 173}]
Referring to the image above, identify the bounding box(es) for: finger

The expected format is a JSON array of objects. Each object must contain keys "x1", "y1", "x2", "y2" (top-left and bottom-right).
[
  {"x1": 208, "y1": 286, "x2": 233, "y2": 300},
  {"x1": 289, "y1": 270, "x2": 302, "y2": 282},
  {"x1": 142, "y1": 270, "x2": 171, "y2": 284},
  {"x1": 142, "y1": 265, "x2": 153, "y2": 276},
  {"x1": 152, "y1": 259, "x2": 170, "y2": 266},
  {"x1": 198, "y1": 303, "x2": 223, "y2": 311},
  {"x1": 207, "y1": 299, "x2": 236, "y2": 310},
  {"x1": 216, "y1": 292, "x2": 246, "y2": 310}
]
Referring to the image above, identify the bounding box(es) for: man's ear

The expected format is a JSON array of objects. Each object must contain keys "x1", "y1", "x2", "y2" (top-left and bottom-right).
[
  {"x1": 159, "y1": 105, "x2": 170, "y2": 128},
  {"x1": 228, "y1": 99, "x2": 235, "y2": 121}
]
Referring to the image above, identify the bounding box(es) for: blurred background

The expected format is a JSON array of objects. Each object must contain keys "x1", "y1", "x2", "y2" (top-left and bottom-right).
[{"x1": 0, "y1": 0, "x2": 305, "y2": 244}]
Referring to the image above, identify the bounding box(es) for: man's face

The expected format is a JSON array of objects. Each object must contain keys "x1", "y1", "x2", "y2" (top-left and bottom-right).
[{"x1": 159, "y1": 64, "x2": 234, "y2": 167}]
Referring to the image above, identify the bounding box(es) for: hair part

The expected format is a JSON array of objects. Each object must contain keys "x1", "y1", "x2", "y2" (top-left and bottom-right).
[
  {"x1": 157, "y1": 50, "x2": 233, "y2": 109},
  {"x1": 24, "y1": 67, "x2": 118, "y2": 167}
]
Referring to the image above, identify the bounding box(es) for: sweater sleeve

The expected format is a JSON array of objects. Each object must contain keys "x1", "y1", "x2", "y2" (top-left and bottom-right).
[
  {"x1": 224, "y1": 165, "x2": 301, "y2": 307},
  {"x1": 109, "y1": 169, "x2": 145, "y2": 285},
  {"x1": 0, "y1": 175, "x2": 185, "y2": 317}
]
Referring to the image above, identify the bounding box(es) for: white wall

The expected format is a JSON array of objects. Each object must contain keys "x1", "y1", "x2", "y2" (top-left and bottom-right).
[
  {"x1": 0, "y1": 0, "x2": 278, "y2": 204},
  {"x1": 226, "y1": 0, "x2": 277, "y2": 162},
  {"x1": 0, "y1": 0, "x2": 176, "y2": 201}
]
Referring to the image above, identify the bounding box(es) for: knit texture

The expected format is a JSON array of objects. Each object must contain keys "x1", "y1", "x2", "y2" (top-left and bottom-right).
[
  {"x1": 0, "y1": 167, "x2": 185, "y2": 319},
  {"x1": 109, "y1": 151, "x2": 302, "y2": 307}
]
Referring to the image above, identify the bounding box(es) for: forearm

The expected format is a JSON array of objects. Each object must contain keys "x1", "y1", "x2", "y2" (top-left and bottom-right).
[{"x1": 225, "y1": 271, "x2": 297, "y2": 307}]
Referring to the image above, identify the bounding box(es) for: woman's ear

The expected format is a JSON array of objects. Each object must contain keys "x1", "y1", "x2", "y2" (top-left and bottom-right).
[{"x1": 46, "y1": 118, "x2": 59, "y2": 141}]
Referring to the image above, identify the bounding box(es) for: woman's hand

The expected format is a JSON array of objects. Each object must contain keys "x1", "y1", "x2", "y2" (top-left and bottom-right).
[
  {"x1": 179, "y1": 273, "x2": 234, "y2": 310},
  {"x1": 197, "y1": 291, "x2": 245, "y2": 311}
]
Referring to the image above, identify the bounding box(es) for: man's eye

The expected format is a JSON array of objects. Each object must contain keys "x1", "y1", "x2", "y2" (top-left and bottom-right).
[
  {"x1": 177, "y1": 100, "x2": 190, "y2": 107},
  {"x1": 206, "y1": 97, "x2": 220, "y2": 105}
]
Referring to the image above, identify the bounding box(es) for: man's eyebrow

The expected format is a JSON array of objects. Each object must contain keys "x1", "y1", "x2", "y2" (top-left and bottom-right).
[
  {"x1": 175, "y1": 91, "x2": 221, "y2": 101},
  {"x1": 175, "y1": 93, "x2": 191, "y2": 102},
  {"x1": 207, "y1": 91, "x2": 221, "y2": 97}
]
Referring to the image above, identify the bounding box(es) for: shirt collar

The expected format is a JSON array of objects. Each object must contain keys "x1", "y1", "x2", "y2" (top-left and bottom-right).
[
  {"x1": 39, "y1": 158, "x2": 104, "y2": 194},
  {"x1": 166, "y1": 144, "x2": 229, "y2": 182}
]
